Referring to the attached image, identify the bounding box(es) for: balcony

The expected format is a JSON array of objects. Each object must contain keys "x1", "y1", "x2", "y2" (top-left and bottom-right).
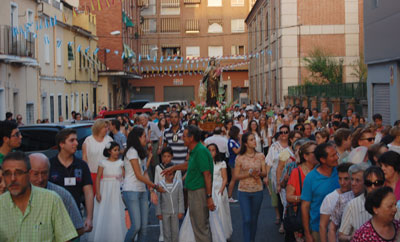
[{"x1": 0, "y1": 25, "x2": 36, "y2": 61}]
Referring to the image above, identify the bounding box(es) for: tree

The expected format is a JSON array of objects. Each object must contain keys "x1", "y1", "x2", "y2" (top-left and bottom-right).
[
  {"x1": 303, "y1": 48, "x2": 344, "y2": 84},
  {"x1": 351, "y1": 53, "x2": 368, "y2": 82}
]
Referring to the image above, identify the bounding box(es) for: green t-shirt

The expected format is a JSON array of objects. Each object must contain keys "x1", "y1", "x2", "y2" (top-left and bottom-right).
[
  {"x1": 0, "y1": 153, "x2": 4, "y2": 167},
  {"x1": 185, "y1": 142, "x2": 214, "y2": 191}
]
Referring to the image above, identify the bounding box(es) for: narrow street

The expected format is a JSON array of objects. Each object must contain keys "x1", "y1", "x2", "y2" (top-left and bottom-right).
[{"x1": 147, "y1": 189, "x2": 285, "y2": 242}]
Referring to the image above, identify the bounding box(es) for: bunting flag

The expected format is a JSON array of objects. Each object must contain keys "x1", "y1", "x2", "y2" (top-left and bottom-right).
[
  {"x1": 91, "y1": 0, "x2": 95, "y2": 11},
  {"x1": 160, "y1": 56, "x2": 164, "y2": 63},
  {"x1": 77, "y1": 45, "x2": 81, "y2": 52},
  {"x1": 73, "y1": 8, "x2": 77, "y2": 16},
  {"x1": 138, "y1": 54, "x2": 141, "y2": 62},
  {"x1": 105, "y1": 0, "x2": 110, "y2": 7},
  {"x1": 94, "y1": 48, "x2": 99, "y2": 55},
  {"x1": 68, "y1": 41, "x2": 74, "y2": 46},
  {"x1": 45, "y1": 17, "x2": 49, "y2": 28},
  {"x1": 57, "y1": 40, "x2": 62, "y2": 48},
  {"x1": 97, "y1": 0, "x2": 102, "y2": 11},
  {"x1": 106, "y1": 49, "x2": 110, "y2": 53},
  {"x1": 114, "y1": 50, "x2": 119, "y2": 55},
  {"x1": 85, "y1": 47, "x2": 90, "y2": 53}
]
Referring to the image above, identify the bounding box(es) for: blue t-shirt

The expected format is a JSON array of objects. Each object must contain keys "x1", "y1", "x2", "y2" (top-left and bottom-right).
[
  {"x1": 228, "y1": 138, "x2": 240, "y2": 166},
  {"x1": 300, "y1": 166, "x2": 339, "y2": 232}
]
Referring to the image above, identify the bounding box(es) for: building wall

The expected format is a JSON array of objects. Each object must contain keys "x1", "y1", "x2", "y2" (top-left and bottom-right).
[
  {"x1": 0, "y1": 0, "x2": 39, "y2": 123},
  {"x1": 63, "y1": 7, "x2": 99, "y2": 118},
  {"x1": 246, "y1": 0, "x2": 364, "y2": 105},
  {"x1": 135, "y1": 0, "x2": 250, "y2": 102}
]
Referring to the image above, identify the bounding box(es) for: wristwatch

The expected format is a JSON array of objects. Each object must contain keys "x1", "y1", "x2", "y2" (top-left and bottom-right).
[{"x1": 206, "y1": 194, "x2": 212, "y2": 199}]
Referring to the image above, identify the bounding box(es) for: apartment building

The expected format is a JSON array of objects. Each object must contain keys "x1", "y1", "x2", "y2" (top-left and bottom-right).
[
  {"x1": 131, "y1": 0, "x2": 251, "y2": 103},
  {"x1": 0, "y1": 0, "x2": 39, "y2": 124},
  {"x1": 62, "y1": 1, "x2": 103, "y2": 120},
  {"x1": 79, "y1": 0, "x2": 141, "y2": 110},
  {"x1": 246, "y1": 0, "x2": 364, "y2": 105},
  {"x1": 365, "y1": 0, "x2": 400, "y2": 125}
]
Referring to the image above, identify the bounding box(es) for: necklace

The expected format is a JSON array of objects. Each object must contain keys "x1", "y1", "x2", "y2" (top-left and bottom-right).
[
  {"x1": 246, "y1": 152, "x2": 256, "y2": 158},
  {"x1": 301, "y1": 163, "x2": 310, "y2": 174}
]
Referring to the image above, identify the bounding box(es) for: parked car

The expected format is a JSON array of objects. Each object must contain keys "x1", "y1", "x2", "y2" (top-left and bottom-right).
[
  {"x1": 143, "y1": 102, "x2": 171, "y2": 112},
  {"x1": 95, "y1": 100, "x2": 153, "y2": 119},
  {"x1": 168, "y1": 100, "x2": 188, "y2": 109},
  {"x1": 17, "y1": 122, "x2": 93, "y2": 159}
]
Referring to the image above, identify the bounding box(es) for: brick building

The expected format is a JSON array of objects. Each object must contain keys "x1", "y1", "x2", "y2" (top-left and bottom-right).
[
  {"x1": 246, "y1": 0, "x2": 364, "y2": 105},
  {"x1": 132, "y1": 0, "x2": 252, "y2": 103},
  {"x1": 79, "y1": 0, "x2": 140, "y2": 110}
]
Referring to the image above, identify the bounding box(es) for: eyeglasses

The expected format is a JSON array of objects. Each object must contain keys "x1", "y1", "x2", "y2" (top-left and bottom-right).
[
  {"x1": 364, "y1": 179, "x2": 384, "y2": 187},
  {"x1": 10, "y1": 131, "x2": 21, "y2": 138},
  {"x1": 360, "y1": 137, "x2": 375, "y2": 142},
  {"x1": 3, "y1": 169, "x2": 29, "y2": 179},
  {"x1": 281, "y1": 131, "x2": 289, "y2": 134}
]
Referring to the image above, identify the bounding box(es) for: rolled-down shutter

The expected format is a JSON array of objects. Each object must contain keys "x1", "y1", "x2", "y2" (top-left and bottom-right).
[{"x1": 373, "y1": 84, "x2": 390, "y2": 125}]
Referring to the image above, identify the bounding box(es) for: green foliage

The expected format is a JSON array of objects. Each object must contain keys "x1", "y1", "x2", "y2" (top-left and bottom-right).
[
  {"x1": 303, "y1": 48, "x2": 344, "y2": 84},
  {"x1": 351, "y1": 54, "x2": 368, "y2": 82}
]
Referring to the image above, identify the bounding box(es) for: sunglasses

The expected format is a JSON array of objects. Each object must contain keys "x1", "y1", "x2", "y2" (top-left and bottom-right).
[
  {"x1": 361, "y1": 137, "x2": 375, "y2": 142},
  {"x1": 364, "y1": 180, "x2": 384, "y2": 187},
  {"x1": 280, "y1": 131, "x2": 289, "y2": 135}
]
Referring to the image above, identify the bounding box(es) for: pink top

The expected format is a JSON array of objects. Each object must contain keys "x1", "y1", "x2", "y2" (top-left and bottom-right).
[
  {"x1": 352, "y1": 220, "x2": 400, "y2": 242},
  {"x1": 395, "y1": 179, "x2": 400, "y2": 201}
]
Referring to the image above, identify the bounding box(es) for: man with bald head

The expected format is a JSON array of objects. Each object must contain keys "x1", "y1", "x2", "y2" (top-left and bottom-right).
[{"x1": 29, "y1": 153, "x2": 85, "y2": 237}]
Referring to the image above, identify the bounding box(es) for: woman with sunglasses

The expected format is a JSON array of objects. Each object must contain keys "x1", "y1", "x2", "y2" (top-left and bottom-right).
[
  {"x1": 338, "y1": 166, "x2": 386, "y2": 242},
  {"x1": 351, "y1": 127, "x2": 376, "y2": 149},
  {"x1": 352, "y1": 186, "x2": 399, "y2": 242},
  {"x1": 378, "y1": 151, "x2": 400, "y2": 201},
  {"x1": 388, "y1": 126, "x2": 400, "y2": 154},
  {"x1": 265, "y1": 125, "x2": 293, "y2": 232}
]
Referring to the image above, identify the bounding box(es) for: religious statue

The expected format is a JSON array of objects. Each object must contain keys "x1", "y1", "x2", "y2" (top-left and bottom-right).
[{"x1": 202, "y1": 58, "x2": 222, "y2": 107}]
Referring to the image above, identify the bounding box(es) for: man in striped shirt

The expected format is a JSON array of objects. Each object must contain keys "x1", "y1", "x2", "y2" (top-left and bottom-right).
[{"x1": 163, "y1": 111, "x2": 188, "y2": 165}]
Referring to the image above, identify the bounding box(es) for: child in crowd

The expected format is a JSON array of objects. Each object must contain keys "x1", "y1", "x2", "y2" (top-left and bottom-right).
[
  {"x1": 89, "y1": 142, "x2": 126, "y2": 242},
  {"x1": 156, "y1": 163, "x2": 184, "y2": 242},
  {"x1": 154, "y1": 147, "x2": 182, "y2": 241}
]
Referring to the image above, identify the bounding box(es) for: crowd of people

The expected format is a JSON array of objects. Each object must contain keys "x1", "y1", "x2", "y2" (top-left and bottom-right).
[{"x1": 1, "y1": 102, "x2": 400, "y2": 242}]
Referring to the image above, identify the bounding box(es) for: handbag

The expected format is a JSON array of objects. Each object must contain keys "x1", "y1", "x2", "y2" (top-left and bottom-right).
[{"x1": 283, "y1": 168, "x2": 303, "y2": 232}]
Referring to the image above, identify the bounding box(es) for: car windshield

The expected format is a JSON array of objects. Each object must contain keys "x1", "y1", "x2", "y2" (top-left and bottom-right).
[{"x1": 19, "y1": 129, "x2": 59, "y2": 152}]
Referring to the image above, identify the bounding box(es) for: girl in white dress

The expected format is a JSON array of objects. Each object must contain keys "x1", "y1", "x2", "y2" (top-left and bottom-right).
[
  {"x1": 207, "y1": 143, "x2": 233, "y2": 240},
  {"x1": 89, "y1": 142, "x2": 126, "y2": 242}
]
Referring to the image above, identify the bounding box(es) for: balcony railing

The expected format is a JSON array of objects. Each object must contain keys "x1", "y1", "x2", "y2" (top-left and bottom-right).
[
  {"x1": 288, "y1": 82, "x2": 367, "y2": 99},
  {"x1": 0, "y1": 25, "x2": 35, "y2": 58}
]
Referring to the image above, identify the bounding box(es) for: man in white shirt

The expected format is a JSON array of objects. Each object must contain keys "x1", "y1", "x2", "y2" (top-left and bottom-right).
[
  {"x1": 204, "y1": 127, "x2": 228, "y2": 160},
  {"x1": 243, "y1": 109, "x2": 254, "y2": 131},
  {"x1": 319, "y1": 163, "x2": 352, "y2": 242}
]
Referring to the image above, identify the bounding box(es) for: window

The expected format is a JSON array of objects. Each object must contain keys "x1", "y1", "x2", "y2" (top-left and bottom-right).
[
  {"x1": 185, "y1": 19, "x2": 199, "y2": 33},
  {"x1": 81, "y1": 93, "x2": 84, "y2": 112},
  {"x1": 86, "y1": 93, "x2": 89, "y2": 108},
  {"x1": 56, "y1": 39, "x2": 62, "y2": 66},
  {"x1": 208, "y1": 0, "x2": 221, "y2": 7},
  {"x1": 160, "y1": 18, "x2": 180, "y2": 33},
  {"x1": 231, "y1": 45, "x2": 245, "y2": 55},
  {"x1": 41, "y1": 96, "x2": 47, "y2": 119},
  {"x1": 11, "y1": 3, "x2": 18, "y2": 28},
  {"x1": 141, "y1": 0, "x2": 156, "y2": 15},
  {"x1": 26, "y1": 103, "x2": 34, "y2": 124},
  {"x1": 27, "y1": 9, "x2": 34, "y2": 24},
  {"x1": 186, "y1": 46, "x2": 200, "y2": 59},
  {"x1": 161, "y1": 0, "x2": 180, "y2": 15},
  {"x1": 141, "y1": 44, "x2": 158, "y2": 59},
  {"x1": 79, "y1": 51, "x2": 82, "y2": 69},
  {"x1": 50, "y1": 95, "x2": 54, "y2": 123},
  {"x1": 231, "y1": 19, "x2": 245, "y2": 33},
  {"x1": 58, "y1": 95, "x2": 62, "y2": 118},
  {"x1": 231, "y1": 0, "x2": 244, "y2": 6},
  {"x1": 208, "y1": 20, "x2": 223, "y2": 33},
  {"x1": 161, "y1": 46, "x2": 181, "y2": 58},
  {"x1": 265, "y1": 12, "x2": 269, "y2": 39},
  {"x1": 44, "y1": 34, "x2": 50, "y2": 64},
  {"x1": 208, "y1": 46, "x2": 223, "y2": 57},
  {"x1": 65, "y1": 95, "x2": 69, "y2": 120},
  {"x1": 142, "y1": 18, "x2": 157, "y2": 33}
]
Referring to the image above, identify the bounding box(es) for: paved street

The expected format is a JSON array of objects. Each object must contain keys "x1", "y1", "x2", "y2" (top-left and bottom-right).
[{"x1": 147, "y1": 188, "x2": 284, "y2": 242}]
